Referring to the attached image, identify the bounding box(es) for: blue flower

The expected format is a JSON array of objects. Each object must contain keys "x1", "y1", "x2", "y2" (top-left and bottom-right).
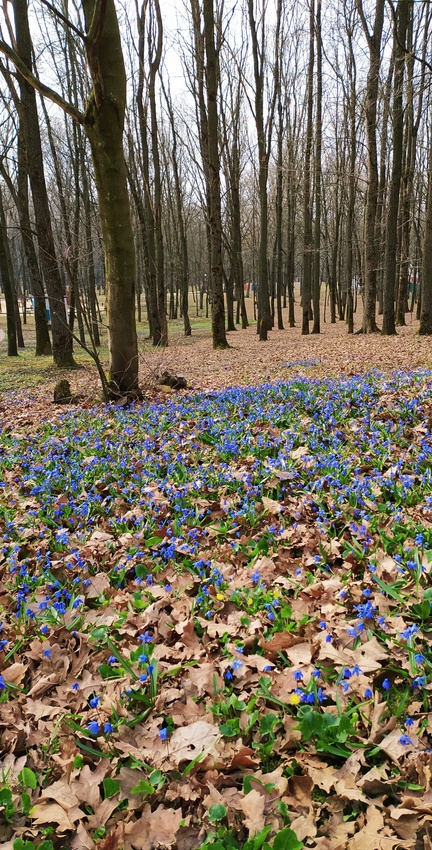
[
  {"x1": 104, "y1": 722, "x2": 113, "y2": 734},
  {"x1": 159, "y1": 727, "x2": 168, "y2": 741},
  {"x1": 88, "y1": 721, "x2": 99, "y2": 735},
  {"x1": 405, "y1": 717, "x2": 414, "y2": 727},
  {"x1": 0, "y1": 675, "x2": 6, "y2": 690},
  {"x1": 71, "y1": 682, "x2": 79, "y2": 691},
  {"x1": 43, "y1": 648, "x2": 51, "y2": 658},
  {"x1": 413, "y1": 675, "x2": 427, "y2": 689},
  {"x1": 398, "y1": 735, "x2": 412, "y2": 746},
  {"x1": 353, "y1": 601, "x2": 377, "y2": 619},
  {"x1": 138, "y1": 632, "x2": 154, "y2": 644},
  {"x1": 293, "y1": 670, "x2": 303, "y2": 681},
  {"x1": 382, "y1": 678, "x2": 391, "y2": 691},
  {"x1": 89, "y1": 696, "x2": 99, "y2": 708},
  {"x1": 400, "y1": 624, "x2": 419, "y2": 640}
]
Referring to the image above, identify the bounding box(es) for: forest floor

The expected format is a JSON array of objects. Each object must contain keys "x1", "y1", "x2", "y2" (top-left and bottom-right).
[{"x1": 1, "y1": 307, "x2": 432, "y2": 850}]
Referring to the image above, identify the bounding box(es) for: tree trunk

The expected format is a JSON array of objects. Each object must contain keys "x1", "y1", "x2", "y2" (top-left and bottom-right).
[
  {"x1": 382, "y1": 0, "x2": 409, "y2": 336},
  {"x1": 0, "y1": 184, "x2": 18, "y2": 356},
  {"x1": 312, "y1": 0, "x2": 322, "y2": 334},
  {"x1": 82, "y1": 0, "x2": 139, "y2": 395},
  {"x1": 203, "y1": 0, "x2": 228, "y2": 349},
  {"x1": 356, "y1": 0, "x2": 385, "y2": 333},
  {"x1": 15, "y1": 131, "x2": 51, "y2": 356},
  {"x1": 419, "y1": 104, "x2": 432, "y2": 335},
  {"x1": 302, "y1": 0, "x2": 314, "y2": 335},
  {"x1": 13, "y1": 0, "x2": 74, "y2": 367}
]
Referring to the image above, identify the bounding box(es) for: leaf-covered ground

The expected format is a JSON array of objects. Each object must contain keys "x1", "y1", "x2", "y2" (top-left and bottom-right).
[{"x1": 2, "y1": 365, "x2": 432, "y2": 850}]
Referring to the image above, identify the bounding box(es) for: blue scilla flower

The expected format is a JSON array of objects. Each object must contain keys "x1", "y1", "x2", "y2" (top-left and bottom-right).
[{"x1": 353, "y1": 601, "x2": 377, "y2": 619}]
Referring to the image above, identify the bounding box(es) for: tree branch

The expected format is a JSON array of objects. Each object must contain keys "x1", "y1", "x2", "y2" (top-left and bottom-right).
[
  {"x1": 39, "y1": 0, "x2": 86, "y2": 41},
  {"x1": 0, "y1": 39, "x2": 84, "y2": 123}
]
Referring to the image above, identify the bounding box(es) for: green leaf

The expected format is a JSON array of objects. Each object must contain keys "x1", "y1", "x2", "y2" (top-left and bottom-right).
[
  {"x1": 130, "y1": 780, "x2": 155, "y2": 795},
  {"x1": 91, "y1": 626, "x2": 109, "y2": 642},
  {"x1": 18, "y1": 768, "x2": 37, "y2": 790},
  {"x1": 243, "y1": 774, "x2": 254, "y2": 795},
  {"x1": 103, "y1": 778, "x2": 120, "y2": 798},
  {"x1": 149, "y1": 770, "x2": 164, "y2": 787},
  {"x1": 21, "y1": 792, "x2": 32, "y2": 815},
  {"x1": 106, "y1": 638, "x2": 138, "y2": 680},
  {"x1": 272, "y1": 827, "x2": 303, "y2": 850},
  {"x1": 373, "y1": 576, "x2": 405, "y2": 603},
  {"x1": 243, "y1": 825, "x2": 271, "y2": 850},
  {"x1": 260, "y1": 713, "x2": 278, "y2": 736},
  {"x1": 208, "y1": 804, "x2": 227, "y2": 822}
]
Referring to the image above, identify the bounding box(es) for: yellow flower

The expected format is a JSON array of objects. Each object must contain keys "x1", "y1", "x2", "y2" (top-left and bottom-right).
[
  {"x1": 248, "y1": 598, "x2": 254, "y2": 606},
  {"x1": 216, "y1": 593, "x2": 224, "y2": 601},
  {"x1": 289, "y1": 693, "x2": 301, "y2": 705}
]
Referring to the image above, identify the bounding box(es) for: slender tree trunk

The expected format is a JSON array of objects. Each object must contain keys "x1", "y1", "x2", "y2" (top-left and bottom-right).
[
  {"x1": 0, "y1": 184, "x2": 18, "y2": 355},
  {"x1": 356, "y1": 0, "x2": 385, "y2": 333},
  {"x1": 14, "y1": 0, "x2": 74, "y2": 367},
  {"x1": 382, "y1": 0, "x2": 409, "y2": 335},
  {"x1": 312, "y1": 0, "x2": 322, "y2": 334},
  {"x1": 14, "y1": 131, "x2": 51, "y2": 355},
  {"x1": 147, "y1": 0, "x2": 167, "y2": 347},
  {"x1": 419, "y1": 105, "x2": 432, "y2": 335},
  {"x1": 302, "y1": 0, "x2": 315, "y2": 335},
  {"x1": 203, "y1": 0, "x2": 228, "y2": 348}
]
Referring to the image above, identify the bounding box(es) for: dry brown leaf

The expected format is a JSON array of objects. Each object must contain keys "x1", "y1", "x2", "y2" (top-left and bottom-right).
[
  {"x1": 39, "y1": 778, "x2": 80, "y2": 810},
  {"x1": 261, "y1": 496, "x2": 283, "y2": 514},
  {"x1": 239, "y1": 789, "x2": 266, "y2": 837},
  {"x1": 30, "y1": 802, "x2": 75, "y2": 832},
  {"x1": 2, "y1": 662, "x2": 26, "y2": 685},
  {"x1": 70, "y1": 823, "x2": 95, "y2": 849},
  {"x1": 380, "y1": 727, "x2": 419, "y2": 764},
  {"x1": 168, "y1": 720, "x2": 219, "y2": 765},
  {"x1": 290, "y1": 446, "x2": 309, "y2": 460},
  {"x1": 126, "y1": 805, "x2": 183, "y2": 849}
]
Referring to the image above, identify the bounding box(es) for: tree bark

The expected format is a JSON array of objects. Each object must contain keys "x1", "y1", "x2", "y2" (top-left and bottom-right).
[
  {"x1": 203, "y1": 0, "x2": 228, "y2": 349},
  {"x1": 302, "y1": 0, "x2": 315, "y2": 335},
  {"x1": 13, "y1": 0, "x2": 74, "y2": 367},
  {"x1": 0, "y1": 183, "x2": 18, "y2": 356},
  {"x1": 382, "y1": 0, "x2": 409, "y2": 336},
  {"x1": 356, "y1": 0, "x2": 385, "y2": 333},
  {"x1": 82, "y1": 0, "x2": 139, "y2": 395}
]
